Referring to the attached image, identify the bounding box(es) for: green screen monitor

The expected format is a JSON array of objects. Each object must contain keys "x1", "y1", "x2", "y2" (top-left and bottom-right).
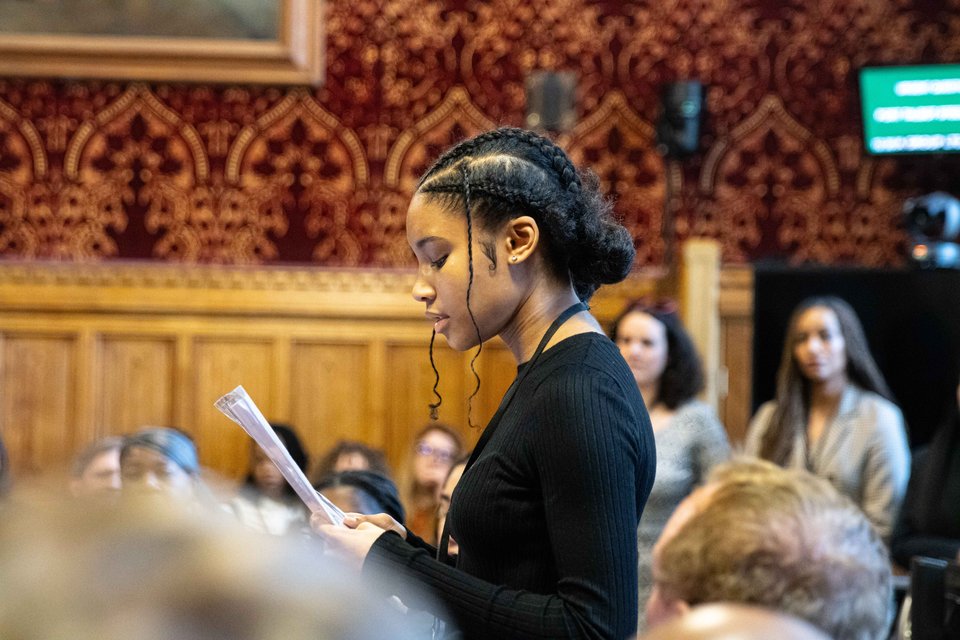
[{"x1": 859, "y1": 63, "x2": 960, "y2": 154}]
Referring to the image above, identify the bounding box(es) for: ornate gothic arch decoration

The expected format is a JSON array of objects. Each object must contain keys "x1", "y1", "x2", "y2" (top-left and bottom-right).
[
  {"x1": 225, "y1": 89, "x2": 369, "y2": 265},
  {"x1": 460, "y1": 0, "x2": 611, "y2": 118},
  {"x1": 384, "y1": 86, "x2": 496, "y2": 194},
  {"x1": 58, "y1": 85, "x2": 210, "y2": 260},
  {"x1": 0, "y1": 97, "x2": 51, "y2": 257},
  {"x1": 698, "y1": 94, "x2": 841, "y2": 262},
  {"x1": 616, "y1": 0, "x2": 772, "y2": 126},
  {"x1": 562, "y1": 91, "x2": 666, "y2": 266}
]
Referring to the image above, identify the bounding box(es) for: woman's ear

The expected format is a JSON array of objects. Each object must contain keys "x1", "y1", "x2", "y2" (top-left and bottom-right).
[{"x1": 504, "y1": 216, "x2": 539, "y2": 264}]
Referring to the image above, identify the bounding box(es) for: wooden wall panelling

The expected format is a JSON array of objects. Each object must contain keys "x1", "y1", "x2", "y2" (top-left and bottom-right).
[
  {"x1": 384, "y1": 340, "x2": 469, "y2": 472},
  {"x1": 96, "y1": 334, "x2": 177, "y2": 437},
  {"x1": 717, "y1": 267, "x2": 754, "y2": 444},
  {"x1": 192, "y1": 337, "x2": 276, "y2": 479},
  {"x1": 289, "y1": 339, "x2": 375, "y2": 479},
  {"x1": 0, "y1": 264, "x2": 667, "y2": 483},
  {"x1": 1, "y1": 332, "x2": 78, "y2": 475}
]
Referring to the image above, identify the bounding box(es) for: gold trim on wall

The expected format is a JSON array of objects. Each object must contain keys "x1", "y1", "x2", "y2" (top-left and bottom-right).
[
  {"x1": 0, "y1": 261, "x2": 662, "y2": 320},
  {"x1": 0, "y1": 0, "x2": 324, "y2": 86}
]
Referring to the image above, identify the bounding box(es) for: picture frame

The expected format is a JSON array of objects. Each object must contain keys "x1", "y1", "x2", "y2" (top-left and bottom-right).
[{"x1": 0, "y1": 0, "x2": 324, "y2": 86}]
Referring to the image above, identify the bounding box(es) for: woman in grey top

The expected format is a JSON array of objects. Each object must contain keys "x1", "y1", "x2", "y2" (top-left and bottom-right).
[
  {"x1": 611, "y1": 299, "x2": 731, "y2": 633},
  {"x1": 744, "y1": 296, "x2": 909, "y2": 543}
]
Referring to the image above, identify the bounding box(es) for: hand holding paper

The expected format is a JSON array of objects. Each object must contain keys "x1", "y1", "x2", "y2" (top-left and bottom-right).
[{"x1": 215, "y1": 385, "x2": 345, "y2": 527}]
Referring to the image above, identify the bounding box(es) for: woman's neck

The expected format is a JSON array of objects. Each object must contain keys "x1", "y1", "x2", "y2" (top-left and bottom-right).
[
  {"x1": 498, "y1": 283, "x2": 590, "y2": 363},
  {"x1": 639, "y1": 383, "x2": 660, "y2": 409},
  {"x1": 808, "y1": 374, "x2": 847, "y2": 408}
]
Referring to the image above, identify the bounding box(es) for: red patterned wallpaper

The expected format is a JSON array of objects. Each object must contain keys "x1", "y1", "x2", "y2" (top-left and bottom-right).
[{"x1": 1, "y1": 0, "x2": 959, "y2": 268}]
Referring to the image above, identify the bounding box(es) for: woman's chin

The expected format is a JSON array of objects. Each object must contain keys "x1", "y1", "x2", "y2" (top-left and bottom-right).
[{"x1": 440, "y1": 332, "x2": 480, "y2": 353}]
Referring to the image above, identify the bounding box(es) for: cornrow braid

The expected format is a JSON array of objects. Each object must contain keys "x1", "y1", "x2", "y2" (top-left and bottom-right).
[
  {"x1": 427, "y1": 329, "x2": 442, "y2": 420},
  {"x1": 418, "y1": 129, "x2": 508, "y2": 187},
  {"x1": 417, "y1": 124, "x2": 634, "y2": 308},
  {"x1": 490, "y1": 127, "x2": 582, "y2": 194},
  {"x1": 461, "y1": 164, "x2": 483, "y2": 430}
]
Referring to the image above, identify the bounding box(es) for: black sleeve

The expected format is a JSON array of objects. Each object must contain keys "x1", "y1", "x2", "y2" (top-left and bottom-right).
[
  {"x1": 363, "y1": 368, "x2": 650, "y2": 639},
  {"x1": 891, "y1": 448, "x2": 960, "y2": 566}
]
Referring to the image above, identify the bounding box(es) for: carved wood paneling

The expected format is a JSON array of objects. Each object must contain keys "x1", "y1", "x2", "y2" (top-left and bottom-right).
[
  {"x1": 1, "y1": 335, "x2": 77, "y2": 474},
  {"x1": 96, "y1": 336, "x2": 176, "y2": 433},
  {"x1": 193, "y1": 338, "x2": 276, "y2": 479},
  {"x1": 0, "y1": 263, "x2": 661, "y2": 483}
]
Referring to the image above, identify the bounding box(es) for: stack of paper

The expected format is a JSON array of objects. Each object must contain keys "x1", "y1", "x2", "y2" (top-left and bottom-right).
[{"x1": 216, "y1": 385, "x2": 344, "y2": 527}]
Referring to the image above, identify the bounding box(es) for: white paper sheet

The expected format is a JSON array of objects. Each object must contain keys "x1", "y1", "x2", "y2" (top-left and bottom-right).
[{"x1": 215, "y1": 385, "x2": 345, "y2": 527}]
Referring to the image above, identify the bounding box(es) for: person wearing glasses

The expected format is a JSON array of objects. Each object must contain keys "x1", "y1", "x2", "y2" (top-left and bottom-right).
[
  {"x1": 313, "y1": 127, "x2": 655, "y2": 639},
  {"x1": 610, "y1": 298, "x2": 731, "y2": 633},
  {"x1": 398, "y1": 423, "x2": 463, "y2": 545}
]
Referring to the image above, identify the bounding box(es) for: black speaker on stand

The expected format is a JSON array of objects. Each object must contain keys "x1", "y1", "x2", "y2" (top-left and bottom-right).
[{"x1": 655, "y1": 80, "x2": 704, "y2": 268}]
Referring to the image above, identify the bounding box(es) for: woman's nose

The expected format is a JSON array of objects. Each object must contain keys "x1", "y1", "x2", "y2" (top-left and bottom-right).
[{"x1": 412, "y1": 273, "x2": 435, "y2": 303}]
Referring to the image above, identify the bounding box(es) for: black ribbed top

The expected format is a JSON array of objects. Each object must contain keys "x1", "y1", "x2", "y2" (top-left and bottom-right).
[{"x1": 365, "y1": 333, "x2": 656, "y2": 639}]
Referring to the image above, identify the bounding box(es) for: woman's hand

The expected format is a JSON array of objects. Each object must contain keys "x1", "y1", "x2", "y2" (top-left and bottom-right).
[
  {"x1": 310, "y1": 512, "x2": 405, "y2": 572},
  {"x1": 314, "y1": 518, "x2": 387, "y2": 572},
  {"x1": 342, "y1": 512, "x2": 407, "y2": 539}
]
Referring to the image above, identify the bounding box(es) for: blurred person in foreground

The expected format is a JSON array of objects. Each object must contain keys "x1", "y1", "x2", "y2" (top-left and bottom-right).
[
  {"x1": 0, "y1": 485, "x2": 426, "y2": 640},
  {"x1": 70, "y1": 436, "x2": 123, "y2": 499},
  {"x1": 639, "y1": 603, "x2": 830, "y2": 640},
  {"x1": 646, "y1": 458, "x2": 893, "y2": 640}
]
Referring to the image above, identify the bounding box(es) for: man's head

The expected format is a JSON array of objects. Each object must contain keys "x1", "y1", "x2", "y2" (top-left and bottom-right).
[
  {"x1": 647, "y1": 459, "x2": 892, "y2": 640},
  {"x1": 70, "y1": 437, "x2": 123, "y2": 497}
]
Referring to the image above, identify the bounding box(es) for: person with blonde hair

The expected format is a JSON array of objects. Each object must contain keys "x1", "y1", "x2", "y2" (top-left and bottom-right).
[
  {"x1": 646, "y1": 458, "x2": 893, "y2": 640},
  {"x1": 396, "y1": 423, "x2": 462, "y2": 545}
]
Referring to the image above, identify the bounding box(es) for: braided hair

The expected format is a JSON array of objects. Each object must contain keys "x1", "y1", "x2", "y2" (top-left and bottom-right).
[{"x1": 416, "y1": 127, "x2": 636, "y2": 423}]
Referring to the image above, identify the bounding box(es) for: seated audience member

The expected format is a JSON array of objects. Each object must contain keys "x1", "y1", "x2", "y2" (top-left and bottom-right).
[
  {"x1": 313, "y1": 440, "x2": 391, "y2": 481},
  {"x1": 647, "y1": 458, "x2": 893, "y2": 640},
  {"x1": 891, "y1": 376, "x2": 960, "y2": 567},
  {"x1": 69, "y1": 436, "x2": 123, "y2": 498},
  {"x1": 0, "y1": 488, "x2": 426, "y2": 640},
  {"x1": 745, "y1": 296, "x2": 909, "y2": 542},
  {"x1": 120, "y1": 427, "x2": 202, "y2": 502},
  {"x1": 315, "y1": 470, "x2": 405, "y2": 525},
  {"x1": 435, "y1": 455, "x2": 468, "y2": 558},
  {"x1": 231, "y1": 423, "x2": 310, "y2": 536},
  {"x1": 639, "y1": 603, "x2": 830, "y2": 640},
  {"x1": 610, "y1": 298, "x2": 731, "y2": 631},
  {"x1": 398, "y1": 423, "x2": 463, "y2": 545}
]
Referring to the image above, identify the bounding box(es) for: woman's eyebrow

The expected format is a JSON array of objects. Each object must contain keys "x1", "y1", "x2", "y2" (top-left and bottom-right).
[{"x1": 415, "y1": 236, "x2": 442, "y2": 250}]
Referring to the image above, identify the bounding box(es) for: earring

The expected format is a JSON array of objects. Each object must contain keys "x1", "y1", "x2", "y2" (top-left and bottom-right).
[{"x1": 510, "y1": 255, "x2": 518, "y2": 263}]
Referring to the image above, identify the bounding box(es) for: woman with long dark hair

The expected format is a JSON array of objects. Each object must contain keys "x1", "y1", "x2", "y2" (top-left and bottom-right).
[
  {"x1": 610, "y1": 298, "x2": 729, "y2": 633},
  {"x1": 314, "y1": 127, "x2": 656, "y2": 639},
  {"x1": 744, "y1": 296, "x2": 909, "y2": 542}
]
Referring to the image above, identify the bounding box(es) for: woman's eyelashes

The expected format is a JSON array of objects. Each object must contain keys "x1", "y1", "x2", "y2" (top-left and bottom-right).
[{"x1": 430, "y1": 255, "x2": 448, "y2": 270}]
